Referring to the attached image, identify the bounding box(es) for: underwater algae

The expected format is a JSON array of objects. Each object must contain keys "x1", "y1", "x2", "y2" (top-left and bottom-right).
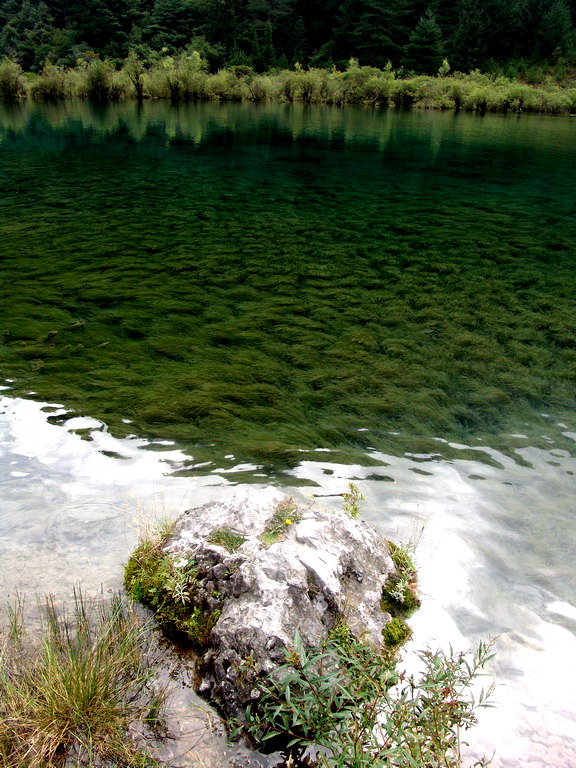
[{"x1": 0, "y1": 102, "x2": 575, "y2": 469}]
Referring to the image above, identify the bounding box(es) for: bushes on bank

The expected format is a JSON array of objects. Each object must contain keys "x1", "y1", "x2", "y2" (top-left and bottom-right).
[
  {"x1": 77, "y1": 58, "x2": 125, "y2": 101},
  {"x1": 0, "y1": 57, "x2": 26, "y2": 98},
  {"x1": 145, "y1": 52, "x2": 211, "y2": 101},
  {"x1": 30, "y1": 63, "x2": 70, "y2": 99},
  {"x1": 1, "y1": 52, "x2": 575, "y2": 114},
  {"x1": 206, "y1": 67, "x2": 248, "y2": 101}
]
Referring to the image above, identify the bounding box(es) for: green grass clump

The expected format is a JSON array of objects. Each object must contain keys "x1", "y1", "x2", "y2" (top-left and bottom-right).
[
  {"x1": 387, "y1": 539, "x2": 417, "y2": 574},
  {"x1": 207, "y1": 527, "x2": 246, "y2": 553},
  {"x1": 182, "y1": 606, "x2": 221, "y2": 647},
  {"x1": 0, "y1": 591, "x2": 164, "y2": 768}
]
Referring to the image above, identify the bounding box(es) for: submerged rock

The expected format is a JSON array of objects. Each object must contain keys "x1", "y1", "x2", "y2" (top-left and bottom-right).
[{"x1": 125, "y1": 487, "x2": 403, "y2": 722}]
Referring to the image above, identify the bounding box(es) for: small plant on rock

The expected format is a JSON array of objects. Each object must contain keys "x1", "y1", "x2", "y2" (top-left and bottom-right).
[
  {"x1": 382, "y1": 616, "x2": 412, "y2": 649},
  {"x1": 260, "y1": 497, "x2": 302, "y2": 546},
  {"x1": 164, "y1": 557, "x2": 196, "y2": 605},
  {"x1": 124, "y1": 528, "x2": 219, "y2": 647},
  {"x1": 342, "y1": 482, "x2": 364, "y2": 518},
  {"x1": 382, "y1": 539, "x2": 421, "y2": 616}
]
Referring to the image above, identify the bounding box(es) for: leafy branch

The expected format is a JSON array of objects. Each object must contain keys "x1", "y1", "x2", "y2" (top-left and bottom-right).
[{"x1": 234, "y1": 627, "x2": 495, "y2": 767}]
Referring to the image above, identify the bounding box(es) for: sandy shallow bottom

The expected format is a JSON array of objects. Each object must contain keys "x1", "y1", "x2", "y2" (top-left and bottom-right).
[{"x1": 1, "y1": 394, "x2": 575, "y2": 767}]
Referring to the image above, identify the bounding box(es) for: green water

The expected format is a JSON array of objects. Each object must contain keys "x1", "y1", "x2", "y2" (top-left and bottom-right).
[{"x1": 1, "y1": 101, "x2": 575, "y2": 471}]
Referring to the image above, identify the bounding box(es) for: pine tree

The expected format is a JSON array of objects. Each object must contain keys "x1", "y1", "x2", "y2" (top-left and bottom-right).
[
  {"x1": 146, "y1": 0, "x2": 201, "y2": 50},
  {"x1": 451, "y1": 0, "x2": 494, "y2": 70},
  {"x1": 537, "y1": 0, "x2": 574, "y2": 58},
  {"x1": 403, "y1": 7, "x2": 445, "y2": 74},
  {"x1": 295, "y1": 0, "x2": 340, "y2": 62},
  {"x1": 338, "y1": 0, "x2": 411, "y2": 67},
  {"x1": 492, "y1": 0, "x2": 532, "y2": 61},
  {"x1": 260, "y1": 20, "x2": 274, "y2": 69}
]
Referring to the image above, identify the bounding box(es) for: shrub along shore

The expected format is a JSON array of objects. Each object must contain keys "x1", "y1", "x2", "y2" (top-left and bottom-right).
[{"x1": 1, "y1": 54, "x2": 576, "y2": 114}]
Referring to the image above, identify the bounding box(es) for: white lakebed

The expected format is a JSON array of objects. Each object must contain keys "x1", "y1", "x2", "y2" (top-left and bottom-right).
[{"x1": 0, "y1": 393, "x2": 575, "y2": 768}]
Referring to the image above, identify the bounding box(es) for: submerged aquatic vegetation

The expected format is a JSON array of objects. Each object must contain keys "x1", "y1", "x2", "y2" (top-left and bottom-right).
[{"x1": 0, "y1": 101, "x2": 575, "y2": 470}]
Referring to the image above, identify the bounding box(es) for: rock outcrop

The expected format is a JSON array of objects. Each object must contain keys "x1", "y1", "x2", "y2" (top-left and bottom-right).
[{"x1": 126, "y1": 487, "x2": 402, "y2": 721}]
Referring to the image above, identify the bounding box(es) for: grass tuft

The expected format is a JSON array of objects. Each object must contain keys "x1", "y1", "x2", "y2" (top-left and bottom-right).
[
  {"x1": 207, "y1": 527, "x2": 246, "y2": 553},
  {"x1": 0, "y1": 590, "x2": 165, "y2": 768}
]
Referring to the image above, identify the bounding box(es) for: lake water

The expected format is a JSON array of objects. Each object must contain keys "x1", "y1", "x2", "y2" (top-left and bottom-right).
[{"x1": 1, "y1": 101, "x2": 575, "y2": 767}]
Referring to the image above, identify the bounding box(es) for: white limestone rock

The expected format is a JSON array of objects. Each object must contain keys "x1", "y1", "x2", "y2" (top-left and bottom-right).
[{"x1": 162, "y1": 486, "x2": 396, "y2": 720}]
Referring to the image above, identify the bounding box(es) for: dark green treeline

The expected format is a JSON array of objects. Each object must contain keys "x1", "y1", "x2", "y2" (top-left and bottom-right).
[{"x1": 1, "y1": 0, "x2": 575, "y2": 76}]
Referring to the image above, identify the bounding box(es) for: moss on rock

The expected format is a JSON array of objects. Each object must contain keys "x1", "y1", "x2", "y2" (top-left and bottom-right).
[
  {"x1": 124, "y1": 529, "x2": 221, "y2": 648},
  {"x1": 382, "y1": 617, "x2": 413, "y2": 649}
]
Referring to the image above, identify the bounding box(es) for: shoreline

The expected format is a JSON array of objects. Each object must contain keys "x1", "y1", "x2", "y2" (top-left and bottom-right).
[{"x1": 2, "y1": 58, "x2": 575, "y2": 115}]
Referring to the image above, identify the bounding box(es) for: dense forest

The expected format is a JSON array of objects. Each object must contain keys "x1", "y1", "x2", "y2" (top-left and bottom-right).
[{"x1": 1, "y1": 0, "x2": 575, "y2": 75}]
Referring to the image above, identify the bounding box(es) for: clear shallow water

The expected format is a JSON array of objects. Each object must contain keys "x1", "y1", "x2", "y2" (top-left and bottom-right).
[
  {"x1": 1, "y1": 395, "x2": 574, "y2": 767},
  {"x1": 1, "y1": 102, "x2": 576, "y2": 765}
]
